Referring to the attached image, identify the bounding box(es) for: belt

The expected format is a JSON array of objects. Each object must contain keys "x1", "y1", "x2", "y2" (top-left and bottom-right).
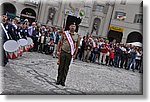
[{"x1": 61, "y1": 49, "x2": 71, "y2": 55}]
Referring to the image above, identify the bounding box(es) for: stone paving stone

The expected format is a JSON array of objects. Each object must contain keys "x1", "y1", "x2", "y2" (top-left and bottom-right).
[{"x1": 1, "y1": 52, "x2": 142, "y2": 95}]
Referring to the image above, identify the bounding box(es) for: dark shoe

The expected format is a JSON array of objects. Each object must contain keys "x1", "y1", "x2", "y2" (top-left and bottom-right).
[
  {"x1": 61, "y1": 82, "x2": 65, "y2": 86},
  {"x1": 56, "y1": 82, "x2": 61, "y2": 85}
]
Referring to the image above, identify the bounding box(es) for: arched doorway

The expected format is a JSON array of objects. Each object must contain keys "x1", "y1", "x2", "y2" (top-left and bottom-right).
[
  {"x1": 126, "y1": 31, "x2": 142, "y2": 43},
  {"x1": 91, "y1": 18, "x2": 101, "y2": 36},
  {"x1": 108, "y1": 30, "x2": 123, "y2": 43},
  {"x1": 20, "y1": 8, "x2": 36, "y2": 23},
  {"x1": 1, "y1": 3, "x2": 17, "y2": 18}
]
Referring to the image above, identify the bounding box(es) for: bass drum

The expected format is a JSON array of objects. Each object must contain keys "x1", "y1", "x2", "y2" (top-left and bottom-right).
[
  {"x1": 17, "y1": 39, "x2": 28, "y2": 53},
  {"x1": 27, "y1": 37, "x2": 34, "y2": 49},
  {"x1": 3, "y1": 40, "x2": 19, "y2": 59}
]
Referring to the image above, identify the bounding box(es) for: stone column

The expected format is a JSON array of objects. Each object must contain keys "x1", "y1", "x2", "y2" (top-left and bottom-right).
[
  {"x1": 98, "y1": 17, "x2": 105, "y2": 36},
  {"x1": 56, "y1": 1, "x2": 65, "y2": 27},
  {"x1": 101, "y1": 4, "x2": 114, "y2": 38},
  {"x1": 78, "y1": 1, "x2": 93, "y2": 37},
  {"x1": 52, "y1": 7, "x2": 59, "y2": 26},
  {"x1": 38, "y1": 0, "x2": 47, "y2": 24}
]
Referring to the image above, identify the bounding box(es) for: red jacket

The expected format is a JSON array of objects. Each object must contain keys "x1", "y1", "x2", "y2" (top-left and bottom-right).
[
  {"x1": 100, "y1": 44, "x2": 109, "y2": 53},
  {"x1": 109, "y1": 51, "x2": 114, "y2": 59}
]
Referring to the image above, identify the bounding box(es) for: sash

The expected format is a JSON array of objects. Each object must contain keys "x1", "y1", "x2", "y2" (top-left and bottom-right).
[
  {"x1": 93, "y1": 41, "x2": 96, "y2": 48},
  {"x1": 64, "y1": 31, "x2": 75, "y2": 56},
  {"x1": 1, "y1": 23, "x2": 10, "y2": 39},
  {"x1": 53, "y1": 32, "x2": 56, "y2": 43},
  {"x1": 64, "y1": 31, "x2": 76, "y2": 64}
]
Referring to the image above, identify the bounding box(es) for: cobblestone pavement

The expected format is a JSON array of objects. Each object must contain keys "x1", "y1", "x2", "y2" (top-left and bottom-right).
[{"x1": 1, "y1": 52, "x2": 143, "y2": 95}]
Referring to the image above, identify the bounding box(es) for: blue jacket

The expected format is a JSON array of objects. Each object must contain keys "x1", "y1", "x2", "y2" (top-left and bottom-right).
[{"x1": 50, "y1": 32, "x2": 59, "y2": 44}]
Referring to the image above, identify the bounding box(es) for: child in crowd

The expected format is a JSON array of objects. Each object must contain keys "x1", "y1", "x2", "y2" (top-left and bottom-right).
[{"x1": 39, "y1": 32, "x2": 46, "y2": 53}]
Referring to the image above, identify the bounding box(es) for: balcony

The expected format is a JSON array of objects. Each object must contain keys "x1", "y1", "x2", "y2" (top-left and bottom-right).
[{"x1": 24, "y1": 0, "x2": 39, "y2": 8}]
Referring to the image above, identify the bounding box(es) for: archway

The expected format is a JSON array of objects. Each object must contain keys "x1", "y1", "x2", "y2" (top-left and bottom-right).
[
  {"x1": 20, "y1": 8, "x2": 36, "y2": 23},
  {"x1": 108, "y1": 30, "x2": 123, "y2": 43},
  {"x1": 91, "y1": 18, "x2": 101, "y2": 36},
  {"x1": 126, "y1": 31, "x2": 142, "y2": 43},
  {"x1": 1, "y1": 3, "x2": 17, "y2": 18}
]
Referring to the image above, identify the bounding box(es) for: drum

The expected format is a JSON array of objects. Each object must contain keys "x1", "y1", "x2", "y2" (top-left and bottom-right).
[
  {"x1": 17, "y1": 39, "x2": 28, "y2": 52},
  {"x1": 3, "y1": 40, "x2": 19, "y2": 59},
  {"x1": 17, "y1": 46, "x2": 22, "y2": 57},
  {"x1": 27, "y1": 37, "x2": 34, "y2": 49}
]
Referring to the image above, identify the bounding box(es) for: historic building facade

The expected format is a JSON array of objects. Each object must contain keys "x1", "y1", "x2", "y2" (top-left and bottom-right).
[
  {"x1": 1, "y1": 0, "x2": 143, "y2": 43},
  {"x1": 1, "y1": 0, "x2": 40, "y2": 23},
  {"x1": 28, "y1": 0, "x2": 115, "y2": 38},
  {"x1": 108, "y1": 0, "x2": 143, "y2": 43}
]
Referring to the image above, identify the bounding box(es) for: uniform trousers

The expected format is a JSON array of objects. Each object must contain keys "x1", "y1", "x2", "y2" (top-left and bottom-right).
[{"x1": 57, "y1": 50, "x2": 72, "y2": 83}]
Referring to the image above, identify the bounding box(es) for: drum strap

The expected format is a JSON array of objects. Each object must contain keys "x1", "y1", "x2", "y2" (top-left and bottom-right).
[{"x1": 1, "y1": 23, "x2": 10, "y2": 39}]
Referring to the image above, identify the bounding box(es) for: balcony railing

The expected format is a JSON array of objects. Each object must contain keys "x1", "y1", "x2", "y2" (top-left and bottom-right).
[{"x1": 24, "y1": 0, "x2": 39, "y2": 7}]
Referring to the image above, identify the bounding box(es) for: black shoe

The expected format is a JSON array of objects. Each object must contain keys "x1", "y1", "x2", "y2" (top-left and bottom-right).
[
  {"x1": 56, "y1": 82, "x2": 61, "y2": 85},
  {"x1": 61, "y1": 82, "x2": 65, "y2": 86}
]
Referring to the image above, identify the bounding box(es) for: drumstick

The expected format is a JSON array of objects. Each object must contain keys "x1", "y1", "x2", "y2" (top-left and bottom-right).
[
  {"x1": 1, "y1": 23, "x2": 10, "y2": 39},
  {"x1": 18, "y1": 32, "x2": 22, "y2": 39}
]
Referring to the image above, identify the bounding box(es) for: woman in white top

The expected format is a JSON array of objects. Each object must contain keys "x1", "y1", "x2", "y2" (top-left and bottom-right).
[{"x1": 135, "y1": 48, "x2": 142, "y2": 70}]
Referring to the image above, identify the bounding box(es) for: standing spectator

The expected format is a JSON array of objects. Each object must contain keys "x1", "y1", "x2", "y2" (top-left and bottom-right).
[
  {"x1": 114, "y1": 44, "x2": 122, "y2": 68},
  {"x1": 79, "y1": 36, "x2": 86, "y2": 60},
  {"x1": 50, "y1": 27, "x2": 60, "y2": 58},
  {"x1": 127, "y1": 47, "x2": 137, "y2": 72},
  {"x1": 97, "y1": 38, "x2": 104, "y2": 64},
  {"x1": 135, "y1": 47, "x2": 142, "y2": 70},
  {"x1": 39, "y1": 32, "x2": 46, "y2": 53},
  {"x1": 109, "y1": 48, "x2": 115, "y2": 66},
  {"x1": 83, "y1": 37, "x2": 93, "y2": 62},
  {"x1": 139, "y1": 50, "x2": 143, "y2": 73},
  {"x1": 105, "y1": 40, "x2": 110, "y2": 65},
  {"x1": 120, "y1": 44, "x2": 127, "y2": 68},
  {"x1": 99, "y1": 42, "x2": 109, "y2": 65},
  {"x1": 28, "y1": 22, "x2": 39, "y2": 51},
  {"x1": 45, "y1": 33, "x2": 51, "y2": 54},
  {"x1": 92, "y1": 41, "x2": 99, "y2": 63},
  {"x1": 124, "y1": 44, "x2": 130, "y2": 69},
  {"x1": 28, "y1": 22, "x2": 36, "y2": 37}
]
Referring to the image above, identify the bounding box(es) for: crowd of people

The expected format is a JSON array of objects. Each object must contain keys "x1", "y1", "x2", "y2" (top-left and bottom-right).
[
  {"x1": 1, "y1": 15, "x2": 143, "y2": 73},
  {"x1": 77, "y1": 35, "x2": 143, "y2": 73}
]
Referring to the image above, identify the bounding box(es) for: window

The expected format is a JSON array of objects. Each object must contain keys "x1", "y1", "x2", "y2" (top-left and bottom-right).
[
  {"x1": 134, "y1": 14, "x2": 143, "y2": 23},
  {"x1": 114, "y1": 11, "x2": 126, "y2": 21},
  {"x1": 93, "y1": 5, "x2": 104, "y2": 12},
  {"x1": 120, "y1": 0, "x2": 126, "y2": 5}
]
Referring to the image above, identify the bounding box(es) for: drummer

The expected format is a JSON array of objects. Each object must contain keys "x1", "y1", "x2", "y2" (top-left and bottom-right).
[
  {"x1": 1, "y1": 13, "x2": 17, "y2": 41},
  {"x1": 18, "y1": 21, "x2": 29, "y2": 39},
  {"x1": 1, "y1": 13, "x2": 17, "y2": 66}
]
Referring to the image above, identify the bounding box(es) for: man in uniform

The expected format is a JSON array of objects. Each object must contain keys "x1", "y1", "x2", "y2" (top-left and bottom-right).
[
  {"x1": 1, "y1": 14, "x2": 17, "y2": 66},
  {"x1": 56, "y1": 23, "x2": 80, "y2": 86}
]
